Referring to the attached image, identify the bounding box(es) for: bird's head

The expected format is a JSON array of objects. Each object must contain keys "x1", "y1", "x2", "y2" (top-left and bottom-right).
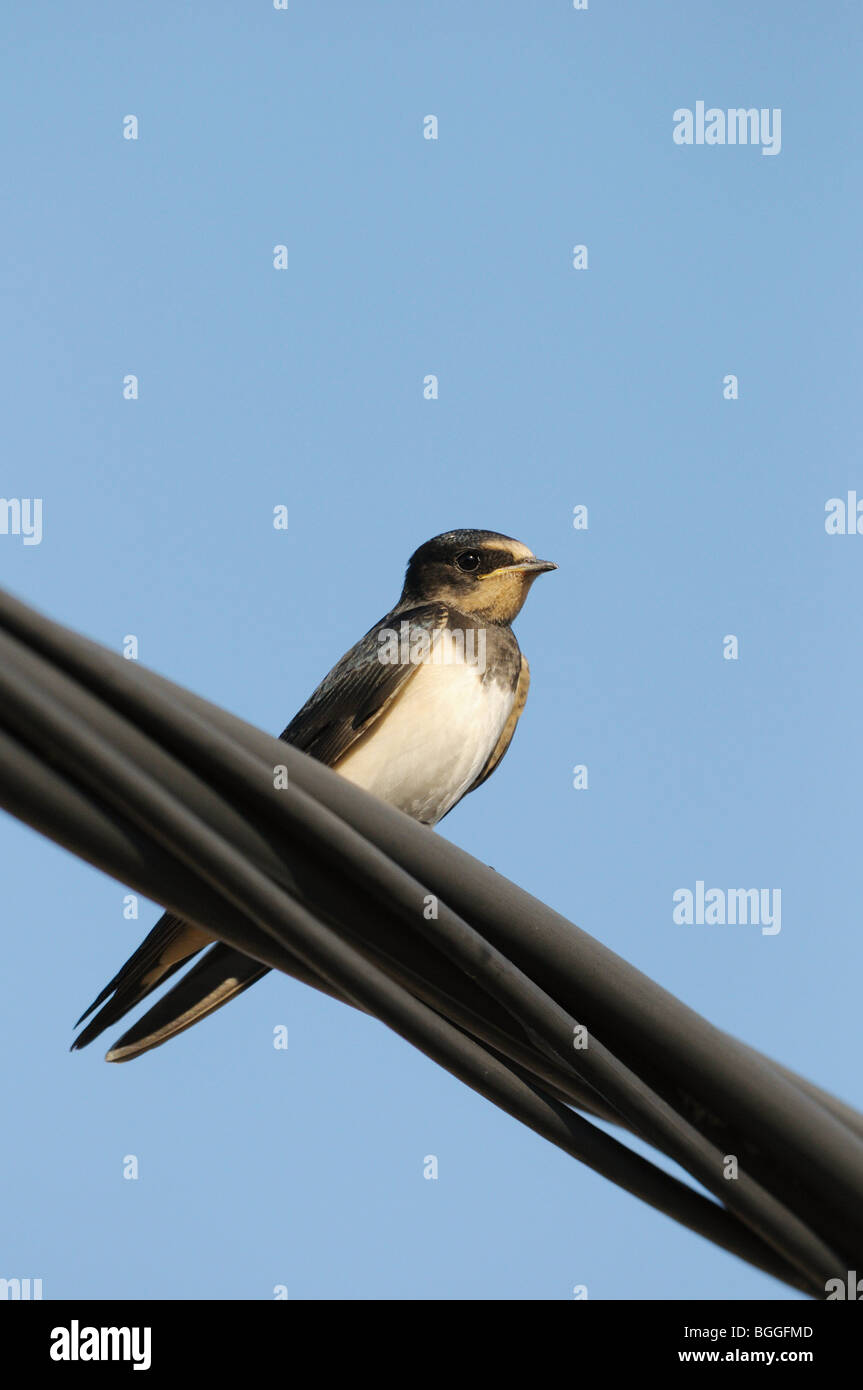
[{"x1": 400, "y1": 530, "x2": 557, "y2": 624}]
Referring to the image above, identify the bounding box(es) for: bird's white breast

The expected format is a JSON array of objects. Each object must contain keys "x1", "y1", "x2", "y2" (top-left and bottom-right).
[{"x1": 334, "y1": 661, "x2": 515, "y2": 825}]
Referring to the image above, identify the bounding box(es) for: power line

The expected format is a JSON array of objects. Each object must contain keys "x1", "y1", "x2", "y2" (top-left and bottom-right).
[{"x1": 1, "y1": 585, "x2": 860, "y2": 1296}]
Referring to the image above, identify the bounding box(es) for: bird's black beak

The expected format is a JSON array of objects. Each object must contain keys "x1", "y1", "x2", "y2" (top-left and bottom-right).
[{"x1": 498, "y1": 558, "x2": 558, "y2": 576}]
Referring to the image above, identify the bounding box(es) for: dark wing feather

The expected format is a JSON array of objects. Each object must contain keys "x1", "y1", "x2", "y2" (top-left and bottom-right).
[
  {"x1": 102, "y1": 945, "x2": 268, "y2": 1063},
  {"x1": 72, "y1": 916, "x2": 211, "y2": 1050},
  {"x1": 279, "y1": 603, "x2": 450, "y2": 765}
]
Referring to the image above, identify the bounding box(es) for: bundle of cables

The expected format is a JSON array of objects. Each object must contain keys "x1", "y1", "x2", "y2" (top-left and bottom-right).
[{"x1": 0, "y1": 585, "x2": 861, "y2": 1298}]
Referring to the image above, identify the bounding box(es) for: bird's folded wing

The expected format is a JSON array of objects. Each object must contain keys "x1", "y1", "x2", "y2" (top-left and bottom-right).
[{"x1": 279, "y1": 602, "x2": 451, "y2": 765}]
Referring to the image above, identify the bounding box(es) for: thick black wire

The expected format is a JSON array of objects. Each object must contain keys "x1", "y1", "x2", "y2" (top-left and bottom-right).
[
  {"x1": 0, "y1": 651, "x2": 818, "y2": 1292},
  {"x1": 44, "y1": 627, "x2": 863, "y2": 1266},
  {"x1": 1, "y1": 588, "x2": 861, "y2": 1288},
  {"x1": 0, "y1": 627, "x2": 832, "y2": 1287},
  {"x1": 0, "y1": 639, "x2": 822, "y2": 1289},
  {"x1": 0, "y1": 597, "x2": 856, "y2": 1278},
  {"x1": 24, "y1": 583, "x2": 855, "y2": 1212}
]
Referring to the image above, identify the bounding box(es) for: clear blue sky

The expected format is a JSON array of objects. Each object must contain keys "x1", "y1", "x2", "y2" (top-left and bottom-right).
[{"x1": 1, "y1": 1, "x2": 860, "y2": 1300}]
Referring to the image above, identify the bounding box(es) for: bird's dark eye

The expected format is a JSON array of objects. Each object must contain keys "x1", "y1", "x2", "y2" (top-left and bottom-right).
[{"x1": 455, "y1": 550, "x2": 482, "y2": 573}]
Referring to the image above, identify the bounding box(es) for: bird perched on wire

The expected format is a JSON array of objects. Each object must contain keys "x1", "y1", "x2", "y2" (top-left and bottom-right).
[{"x1": 73, "y1": 529, "x2": 557, "y2": 1061}]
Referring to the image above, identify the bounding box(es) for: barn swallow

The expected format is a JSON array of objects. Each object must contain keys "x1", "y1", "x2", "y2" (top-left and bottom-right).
[{"x1": 72, "y1": 530, "x2": 556, "y2": 1061}]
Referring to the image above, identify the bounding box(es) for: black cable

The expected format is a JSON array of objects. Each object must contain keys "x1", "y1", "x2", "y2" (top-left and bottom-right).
[
  {"x1": 0, "y1": 674, "x2": 813, "y2": 1290},
  {"x1": 1, "y1": 586, "x2": 861, "y2": 1293}
]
